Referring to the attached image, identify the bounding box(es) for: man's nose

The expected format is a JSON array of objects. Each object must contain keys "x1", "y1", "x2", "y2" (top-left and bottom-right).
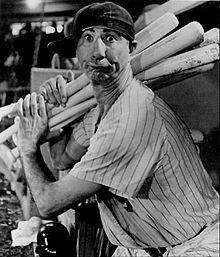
[{"x1": 92, "y1": 38, "x2": 106, "y2": 60}]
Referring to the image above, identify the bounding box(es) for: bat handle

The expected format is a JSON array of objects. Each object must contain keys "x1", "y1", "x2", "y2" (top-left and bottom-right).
[
  {"x1": 0, "y1": 103, "x2": 17, "y2": 121},
  {"x1": 0, "y1": 123, "x2": 18, "y2": 145},
  {"x1": 6, "y1": 147, "x2": 20, "y2": 163}
]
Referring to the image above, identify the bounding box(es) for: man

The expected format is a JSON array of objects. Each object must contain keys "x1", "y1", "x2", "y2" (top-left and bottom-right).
[{"x1": 15, "y1": 2, "x2": 219, "y2": 256}]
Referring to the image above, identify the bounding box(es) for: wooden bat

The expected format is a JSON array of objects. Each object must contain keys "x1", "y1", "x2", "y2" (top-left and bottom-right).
[
  {"x1": 0, "y1": 21, "x2": 214, "y2": 145},
  {"x1": 65, "y1": 73, "x2": 90, "y2": 99},
  {"x1": 49, "y1": 98, "x2": 96, "y2": 128},
  {"x1": 5, "y1": 99, "x2": 95, "y2": 161},
  {"x1": 195, "y1": 28, "x2": 220, "y2": 48},
  {"x1": 135, "y1": 0, "x2": 211, "y2": 31},
  {"x1": 0, "y1": 73, "x2": 89, "y2": 121},
  {"x1": 6, "y1": 147, "x2": 19, "y2": 162},
  {"x1": 0, "y1": 21, "x2": 203, "y2": 121},
  {"x1": 0, "y1": 23, "x2": 207, "y2": 144},
  {"x1": 131, "y1": 21, "x2": 204, "y2": 75},
  {"x1": 132, "y1": 12, "x2": 179, "y2": 56},
  {"x1": 0, "y1": 75, "x2": 91, "y2": 144},
  {"x1": 49, "y1": 83, "x2": 94, "y2": 117},
  {"x1": 0, "y1": 103, "x2": 18, "y2": 122},
  {"x1": 50, "y1": 98, "x2": 97, "y2": 131},
  {"x1": 1, "y1": 63, "x2": 215, "y2": 145},
  {"x1": 0, "y1": 61, "x2": 216, "y2": 145},
  {"x1": 0, "y1": 123, "x2": 18, "y2": 145},
  {"x1": 0, "y1": 12, "x2": 178, "y2": 121},
  {"x1": 0, "y1": 97, "x2": 97, "y2": 145},
  {"x1": 135, "y1": 43, "x2": 219, "y2": 81},
  {"x1": 145, "y1": 62, "x2": 215, "y2": 90}
]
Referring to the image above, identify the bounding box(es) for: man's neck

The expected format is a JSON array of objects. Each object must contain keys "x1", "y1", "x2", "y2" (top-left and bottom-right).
[{"x1": 91, "y1": 64, "x2": 133, "y2": 114}]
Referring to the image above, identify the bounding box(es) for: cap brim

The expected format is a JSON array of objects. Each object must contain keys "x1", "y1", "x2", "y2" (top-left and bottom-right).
[{"x1": 47, "y1": 35, "x2": 77, "y2": 58}]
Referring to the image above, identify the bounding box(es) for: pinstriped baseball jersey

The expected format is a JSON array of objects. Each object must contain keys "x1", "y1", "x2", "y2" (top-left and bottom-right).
[{"x1": 69, "y1": 79, "x2": 219, "y2": 248}]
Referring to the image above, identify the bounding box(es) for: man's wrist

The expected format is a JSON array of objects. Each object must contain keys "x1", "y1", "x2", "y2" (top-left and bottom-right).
[{"x1": 19, "y1": 145, "x2": 40, "y2": 160}]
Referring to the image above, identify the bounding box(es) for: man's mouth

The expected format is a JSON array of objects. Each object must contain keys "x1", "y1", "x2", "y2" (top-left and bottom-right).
[
  {"x1": 83, "y1": 62, "x2": 117, "y2": 81},
  {"x1": 89, "y1": 64, "x2": 113, "y2": 73}
]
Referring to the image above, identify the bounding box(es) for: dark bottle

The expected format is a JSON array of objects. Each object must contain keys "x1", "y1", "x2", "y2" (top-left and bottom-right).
[{"x1": 36, "y1": 221, "x2": 75, "y2": 257}]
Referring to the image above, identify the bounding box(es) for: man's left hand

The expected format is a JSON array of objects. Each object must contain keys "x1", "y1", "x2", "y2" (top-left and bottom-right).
[{"x1": 15, "y1": 93, "x2": 48, "y2": 155}]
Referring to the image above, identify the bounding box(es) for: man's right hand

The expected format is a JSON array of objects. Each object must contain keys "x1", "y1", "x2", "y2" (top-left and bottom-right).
[
  {"x1": 39, "y1": 75, "x2": 68, "y2": 107},
  {"x1": 39, "y1": 71, "x2": 76, "y2": 168},
  {"x1": 39, "y1": 70, "x2": 75, "y2": 107}
]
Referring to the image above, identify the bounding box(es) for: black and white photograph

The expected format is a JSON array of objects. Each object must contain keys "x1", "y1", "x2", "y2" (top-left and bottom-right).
[{"x1": 0, "y1": 1, "x2": 219, "y2": 256}]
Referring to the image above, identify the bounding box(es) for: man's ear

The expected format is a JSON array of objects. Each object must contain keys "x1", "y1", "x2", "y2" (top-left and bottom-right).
[{"x1": 129, "y1": 40, "x2": 138, "y2": 54}]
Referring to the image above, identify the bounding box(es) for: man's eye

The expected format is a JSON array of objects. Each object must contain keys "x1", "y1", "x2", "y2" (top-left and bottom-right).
[
  {"x1": 84, "y1": 34, "x2": 93, "y2": 42},
  {"x1": 105, "y1": 35, "x2": 115, "y2": 43}
]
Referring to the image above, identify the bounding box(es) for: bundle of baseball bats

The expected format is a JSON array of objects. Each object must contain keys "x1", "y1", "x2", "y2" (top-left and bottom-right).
[{"x1": 0, "y1": 7, "x2": 219, "y2": 159}]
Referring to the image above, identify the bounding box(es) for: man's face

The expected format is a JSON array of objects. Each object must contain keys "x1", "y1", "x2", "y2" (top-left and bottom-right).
[{"x1": 76, "y1": 27, "x2": 131, "y2": 82}]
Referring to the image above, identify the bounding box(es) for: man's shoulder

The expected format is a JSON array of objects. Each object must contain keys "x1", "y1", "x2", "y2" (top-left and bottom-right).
[{"x1": 120, "y1": 78, "x2": 155, "y2": 101}]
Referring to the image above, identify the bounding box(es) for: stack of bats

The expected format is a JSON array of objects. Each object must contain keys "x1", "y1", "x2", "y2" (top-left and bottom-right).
[{"x1": 0, "y1": 1, "x2": 219, "y2": 160}]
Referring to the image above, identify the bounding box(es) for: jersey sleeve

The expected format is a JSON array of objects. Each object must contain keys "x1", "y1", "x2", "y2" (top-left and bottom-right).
[{"x1": 66, "y1": 107, "x2": 96, "y2": 151}]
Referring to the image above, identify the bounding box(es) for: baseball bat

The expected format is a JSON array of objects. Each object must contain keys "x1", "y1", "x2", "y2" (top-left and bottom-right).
[
  {"x1": 49, "y1": 98, "x2": 96, "y2": 129},
  {"x1": 0, "y1": 97, "x2": 97, "y2": 145},
  {"x1": 0, "y1": 123, "x2": 18, "y2": 145},
  {"x1": 0, "y1": 23, "x2": 207, "y2": 144},
  {"x1": 135, "y1": 0, "x2": 211, "y2": 31},
  {"x1": 132, "y1": 12, "x2": 179, "y2": 56},
  {"x1": 50, "y1": 98, "x2": 97, "y2": 132},
  {"x1": 49, "y1": 83, "x2": 94, "y2": 117},
  {"x1": 6, "y1": 147, "x2": 20, "y2": 163},
  {"x1": 0, "y1": 13, "x2": 178, "y2": 121},
  {"x1": 0, "y1": 22, "x2": 214, "y2": 145},
  {"x1": 1, "y1": 13, "x2": 177, "y2": 121},
  {"x1": 0, "y1": 73, "x2": 89, "y2": 121},
  {"x1": 0, "y1": 103, "x2": 17, "y2": 122},
  {"x1": 1, "y1": 64, "x2": 215, "y2": 145},
  {"x1": 195, "y1": 28, "x2": 220, "y2": 48},
  {"x1": 0, "y1": 21, "x2": 203, "y2": 121},
  {"x1": 0, "y1": 61, "x2": 215, "y2": 145},
  {"x1": 146, "y1": 62, "x2": 215, "y2": 90},
  {"x1": 135, "y1": 43, "x2": 219, "y2": 81},
  {"x1": 131, "y1": 21, "x2": 204, "y2": 75}
]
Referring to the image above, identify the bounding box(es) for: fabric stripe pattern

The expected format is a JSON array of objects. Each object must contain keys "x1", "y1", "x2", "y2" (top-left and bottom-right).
[{"x1": 70, "y1": 79, "x2": 219, "y2": 248}]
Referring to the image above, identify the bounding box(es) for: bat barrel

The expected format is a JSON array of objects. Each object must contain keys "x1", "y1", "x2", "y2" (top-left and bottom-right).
[
  {"x1": 132, "y1": 12, "x2": 179, "y2": 56},
  {"x1": 131, "y1": 21, "x2": 204, "y2": 75}
]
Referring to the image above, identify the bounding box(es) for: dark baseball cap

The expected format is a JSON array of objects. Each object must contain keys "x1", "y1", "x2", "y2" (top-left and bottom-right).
[{"x1": 47, "y1": 2, "x2": 135, "y2": 58}]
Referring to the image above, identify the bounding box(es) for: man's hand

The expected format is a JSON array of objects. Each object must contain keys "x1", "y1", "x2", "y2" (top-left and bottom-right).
[
  {"x1": 38, "y1": 71, "x2": 78, "y2": 169},
  {"x1": 39, "y1": 71, "x2": 74, "y2": 107},
  {"x1": 15, "y1": 93, "x2": 48, "y2": 155}
]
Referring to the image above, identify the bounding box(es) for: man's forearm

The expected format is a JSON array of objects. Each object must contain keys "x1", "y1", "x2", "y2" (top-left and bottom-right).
[
  {"x1": 49, "y1": 127, "x2": 75, "y2": 170},
  {"x1": 20, "y1": 147, "x2": 56, "y2": 217}
]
